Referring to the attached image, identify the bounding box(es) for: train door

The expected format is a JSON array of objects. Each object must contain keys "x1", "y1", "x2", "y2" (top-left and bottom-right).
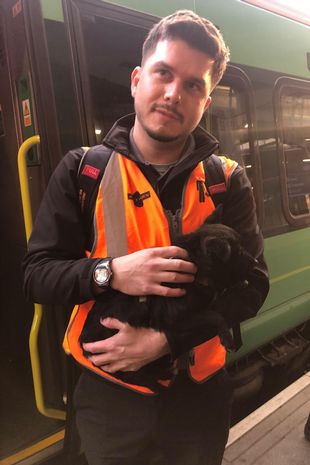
[
  {"x1": 0, "y1": 0, "x2": 157, "y2": 462},
  {"x1": 0, "y1": 1, "x2": 68, "y2": 463}
]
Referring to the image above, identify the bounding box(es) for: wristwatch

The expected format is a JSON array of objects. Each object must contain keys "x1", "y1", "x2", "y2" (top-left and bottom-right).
[{"x1": 93, "y1": 258, "x2": 113, "y2": 289}]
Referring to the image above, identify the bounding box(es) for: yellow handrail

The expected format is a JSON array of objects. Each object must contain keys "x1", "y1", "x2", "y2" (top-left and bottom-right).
[{"x1": 18, "y1": 136, "x2": 66, "y2": 421}]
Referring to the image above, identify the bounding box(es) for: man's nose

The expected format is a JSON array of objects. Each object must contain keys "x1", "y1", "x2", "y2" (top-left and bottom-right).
[{"x1": 164, "y1": 81, "x2": 182, "y2": 104}]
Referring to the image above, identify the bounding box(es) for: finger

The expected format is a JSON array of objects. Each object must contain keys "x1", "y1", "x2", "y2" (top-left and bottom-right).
[
  {"x1": 100, "y1": 317, "x2": 125, "y2": 330},
  {"x1": 154, "y1": 246, "x2": 190, "y2": 260},
  {"x1": 88, "y1": 345, "x2": 126, "y2": 365},
  {"x1": 158, "y1": 271, "x2": 195, "y2": 284},
  {"x1": 100, "y1": 364, "x2": 114, "y2": 373},
  {"x1": 101, "y1": 362, "x2": 141, "y2": 373},
  {"x1": 151, "y1": 284, "x2": 187, "y2": 297},
  {"x1": 162, "y1": 258, "x2": 197, "y2": 274},
  {"x1": 101, "y1": 362, "x2": 124, "y2": 373},
  {"x1": 82, "y1": 336, "x2": 115, "y2": 354}
]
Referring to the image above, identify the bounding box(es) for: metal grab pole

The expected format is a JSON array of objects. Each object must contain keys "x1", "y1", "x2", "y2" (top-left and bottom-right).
[{"x1": 18, "y1": 136, "x2": 66, "y2": 420}]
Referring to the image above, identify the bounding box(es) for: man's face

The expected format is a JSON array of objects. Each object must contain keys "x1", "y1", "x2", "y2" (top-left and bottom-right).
[{"x1": 131, "y1": 38, "x2": 213, "y2": 145}]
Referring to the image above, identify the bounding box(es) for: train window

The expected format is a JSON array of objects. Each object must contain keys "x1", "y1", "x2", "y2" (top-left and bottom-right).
[
  {"x1": 275, "y1": 78, "x2": 310, "y2": 225},
  {"x1": 281, "y1": 92, "x2": 310, "y2": 216},
  {"x1": 44, "y1": 15, "x2": 83, "y2": 155},
  {"x1": 204, "y1": 84, "x2": 251, "y2": 170},
  {"x1": 67, "y1": 1, "x2": 154, "y2": 145},
  {"x1": 201, "y1": 67, "x2": 262, "y2": 220},
  {"x1": 81, "y1": 16, "x2": 145, "y2": 142}
]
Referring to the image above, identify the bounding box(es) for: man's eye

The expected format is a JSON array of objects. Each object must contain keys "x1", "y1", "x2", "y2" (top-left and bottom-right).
[
  {"x1": 187, "y1": 82, "x2": 200, "y2": 92},
  {"x1": 157, "y1": 69, "x2": 169, "y2": 77}
]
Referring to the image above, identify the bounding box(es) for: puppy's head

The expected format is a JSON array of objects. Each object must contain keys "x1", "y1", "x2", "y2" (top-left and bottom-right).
[{"x1": 175, "y1": 223, "x2": 256, "y2": 291}]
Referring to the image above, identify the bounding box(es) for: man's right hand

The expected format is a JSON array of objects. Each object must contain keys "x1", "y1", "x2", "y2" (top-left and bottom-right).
[{"x1": 110, "y1": 246, "x2": 197, "y2": 297}]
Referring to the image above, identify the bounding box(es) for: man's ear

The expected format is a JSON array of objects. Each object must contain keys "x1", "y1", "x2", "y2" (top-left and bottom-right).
[
  {"x1": 204, "y1": 96, "x2": 212, "y2": 111},
  {"x1": 131, "y1": 66, "x2": 141, "y2": 98}
]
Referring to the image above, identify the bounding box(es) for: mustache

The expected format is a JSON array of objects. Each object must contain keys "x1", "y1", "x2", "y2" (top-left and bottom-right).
[{"x1": 152, "y1": 104, "x2": 183, "y2": 122}]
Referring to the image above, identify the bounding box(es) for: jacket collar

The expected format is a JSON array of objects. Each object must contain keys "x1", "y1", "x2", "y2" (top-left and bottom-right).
[{"x1": 102, "y1": 113, "x2": 219, "y2": 180}]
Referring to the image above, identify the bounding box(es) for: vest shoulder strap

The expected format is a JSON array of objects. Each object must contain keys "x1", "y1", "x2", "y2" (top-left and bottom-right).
[
  {"x1": 77, "y1": 144, "x2": 113, "y2": 233},
  {"x1": 203, "y1": 154, "x2": 227, "y2": 207}
]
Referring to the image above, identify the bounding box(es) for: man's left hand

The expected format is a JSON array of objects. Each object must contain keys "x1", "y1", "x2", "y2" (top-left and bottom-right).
[{"x1": 82, "y1": 317, "x2": 170, "y2": 373}]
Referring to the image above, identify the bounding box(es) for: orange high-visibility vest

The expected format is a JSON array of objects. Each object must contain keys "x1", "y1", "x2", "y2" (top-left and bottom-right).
[{"x1": 63, "y1": 151, "x2": 237, "y2": 394}]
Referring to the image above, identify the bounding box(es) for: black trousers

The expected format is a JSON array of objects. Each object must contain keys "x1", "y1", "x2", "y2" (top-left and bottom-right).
[{"x1": 73, "y1": 369, "x2": 233, "y2": 465}]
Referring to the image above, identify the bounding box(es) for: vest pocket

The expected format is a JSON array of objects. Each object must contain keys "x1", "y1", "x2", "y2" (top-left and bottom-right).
[{"x1": 196, "y1": 180, "x2": 205, "y2": 202}]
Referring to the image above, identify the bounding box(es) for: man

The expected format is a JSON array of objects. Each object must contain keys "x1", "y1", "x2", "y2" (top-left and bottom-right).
[{"x1": 23, "y1": 10, "x2": 269, "y2": 465}]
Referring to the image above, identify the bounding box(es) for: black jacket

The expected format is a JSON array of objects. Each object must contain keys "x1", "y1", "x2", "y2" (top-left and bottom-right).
[{"x1": 22, "y1": 114, "x2": 269, "y2": 358}]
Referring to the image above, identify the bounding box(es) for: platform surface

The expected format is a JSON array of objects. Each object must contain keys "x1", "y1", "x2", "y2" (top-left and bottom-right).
[{"x1": 223, "y1": 372, "x2": 310, "y2": 465}]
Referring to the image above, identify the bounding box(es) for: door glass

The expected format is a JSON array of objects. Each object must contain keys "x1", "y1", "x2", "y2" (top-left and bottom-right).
[
  {"x1": 79, "y1": 13, "x2": 148, "y2": 142},
  {"x1": 202, "y1": 83, "x2": 254, "y2": 182},
  {"x1": 251, "y1": 68, "x2": 288, "y2": 235},
  {"x1": 280, "y1": 89, "x2": 310, "y2": 217}
]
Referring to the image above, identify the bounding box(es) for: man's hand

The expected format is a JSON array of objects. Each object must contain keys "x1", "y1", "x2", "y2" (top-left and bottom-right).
[
  {"x1": 82, "y1": 317, "x2": 170, "y2": 373},
  {"x1": 111, "y1": 246, "x2": 197, "y2": 296}
]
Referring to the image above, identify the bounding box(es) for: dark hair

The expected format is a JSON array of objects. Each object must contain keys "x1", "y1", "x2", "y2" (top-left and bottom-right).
[{"x1": 142, "y1": 10, "x2": 230, "y2": 89}]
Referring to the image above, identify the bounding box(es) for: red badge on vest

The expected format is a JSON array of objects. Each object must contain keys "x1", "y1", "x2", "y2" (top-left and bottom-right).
[
  {"x1": 208, "y1": 183, "x2": 226, "y2": 195},
  {"x1": 82, "y1": 164, "x2": 100, "y2": 180}
]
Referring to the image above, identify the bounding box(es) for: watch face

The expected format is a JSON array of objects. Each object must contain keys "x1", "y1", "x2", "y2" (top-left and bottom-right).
[
  {"x1": 95, "y1": 267, "x2": 109, "y2": 284},
  {"x1": 93, "y1": 260, "x2": 112, "y2": 287}
]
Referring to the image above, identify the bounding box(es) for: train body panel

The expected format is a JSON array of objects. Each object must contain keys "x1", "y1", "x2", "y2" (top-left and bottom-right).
[
  {"x1": 197, "y1": 0, "x2": 310, "y2": 79},
  {"x1": 265, "y1": 229, "x2": 310, "y2": 309},
  {"x1": 230, "y1": 290, "x2": 310, "y2": 364},
  {"x1": 229, "y1": 228, "x2": 310, "y2": 362}
]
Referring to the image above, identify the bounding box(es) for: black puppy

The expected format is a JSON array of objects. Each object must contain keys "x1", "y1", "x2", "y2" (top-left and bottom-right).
[{"x1": 80, "y1": 220, "x2": 256, "y2": 389}]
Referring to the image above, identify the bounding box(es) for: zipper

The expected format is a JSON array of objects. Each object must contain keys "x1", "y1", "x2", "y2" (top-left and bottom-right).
[
  {"x1": 165, "y1": 208, "x2": 182, "y2": 242},
  {"x1": 158, "y1": 140, "x2": 218, "y2": 193},
  {"x1": 163, "y1": 169, "x2": 192, "y2": 241}
]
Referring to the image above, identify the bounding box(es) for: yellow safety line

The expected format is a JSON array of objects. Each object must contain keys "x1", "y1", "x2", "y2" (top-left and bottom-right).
[
  {"x1": 0, "y1": 430, "x2": 65, "y2": 465},
  {"x1": 270, "y1": 265, "x2": 310, "y2": 284}
]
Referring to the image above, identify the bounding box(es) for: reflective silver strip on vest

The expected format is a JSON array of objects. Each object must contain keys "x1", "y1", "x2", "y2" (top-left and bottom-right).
[{"x1": 100, "y1": 151, "x2": 128, "y2": 257}]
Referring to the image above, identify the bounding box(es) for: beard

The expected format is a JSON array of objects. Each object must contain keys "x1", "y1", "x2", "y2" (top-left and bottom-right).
[
  {"x1": 143, "y1": 125, "x2": 180, "y2": 143},
  {"x1": 135, "y1": 104, "x2": 187, "y2": 144}
]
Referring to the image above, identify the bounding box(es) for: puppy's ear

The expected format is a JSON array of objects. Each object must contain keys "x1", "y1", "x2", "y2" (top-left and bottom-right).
[{"x1": 202, "y1": 237, "x2": 232, "y2": 263}]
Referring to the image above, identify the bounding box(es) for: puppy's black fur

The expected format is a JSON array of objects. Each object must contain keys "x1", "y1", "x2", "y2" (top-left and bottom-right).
[{"x1": 80, "y1": 217, "x2": 256, "y2": 389}]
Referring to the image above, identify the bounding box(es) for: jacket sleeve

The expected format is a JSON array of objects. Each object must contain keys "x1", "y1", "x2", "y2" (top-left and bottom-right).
[
  {"x1": 22, "y1": 149, "x2": 103, "y2": 305},
  {"x1": 165, "y1": 166, "x2": 270, "y2": 360},
  {"x1": 219, "y1": 166, "x2": 269, "y2": 327}
]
